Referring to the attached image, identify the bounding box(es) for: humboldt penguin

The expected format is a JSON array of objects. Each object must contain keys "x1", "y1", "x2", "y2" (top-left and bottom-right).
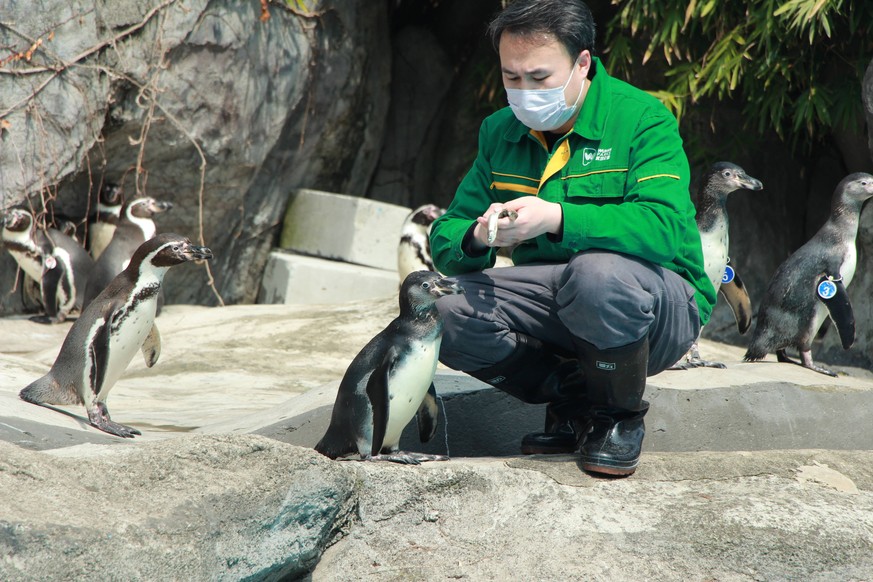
[
  {"x1": 87, "y1": 182, "x2": 124, "y2": 259},
  {"x1": 397, "y1": 204, "x2": 445, "y2": 281},
  {"x1": 1, "y1": 208, "x2": 94, "y2": 324},
  {"x1": 315, "y1": 270, "x2": 463, "y2": 464},
  {"x1": 82, "y1": 196, "x2": 172, "y2": 310},
  {"x1": 19, "y1": 233, "x2": 213, "y2": 437},
  {"x1": 744, "y1": 172, "x2": 873, "y2": 376},
  {"x1": 672, "y1": 162, "x2": 763, "y2": 369}
]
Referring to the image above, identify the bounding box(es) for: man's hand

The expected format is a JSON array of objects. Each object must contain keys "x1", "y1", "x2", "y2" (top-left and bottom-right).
[{"x1": 470, "y1": 197, "x2": 563, "y2": 249}]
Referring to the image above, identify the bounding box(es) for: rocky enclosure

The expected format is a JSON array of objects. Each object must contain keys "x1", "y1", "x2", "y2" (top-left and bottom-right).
[
  {"x1": 1, "y1": 1, "x2": 873, "y2": 369},
  {"x1": 1, "y1": 301, "x2": 872, "y2": 580}
]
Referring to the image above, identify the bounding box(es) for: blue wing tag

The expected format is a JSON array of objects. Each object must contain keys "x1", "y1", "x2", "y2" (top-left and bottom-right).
[
  {"x1": 722, "y1": 265, "x2": 735, "y2": 284},
  {"x1": 817, "y1": 279, "x2": 837, "y2": 300}
]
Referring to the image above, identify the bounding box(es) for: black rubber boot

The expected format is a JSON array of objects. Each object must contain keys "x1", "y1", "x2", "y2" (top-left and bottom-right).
[
  {"x1": 520, "y1": 398, "x2": 587, "y2": 455},
  {"x1": 573, "y1": 336, "x2": 649, "y2": 477},
  {"x1": 466, "y1": 333, "x2": 585, "y2": 454}
]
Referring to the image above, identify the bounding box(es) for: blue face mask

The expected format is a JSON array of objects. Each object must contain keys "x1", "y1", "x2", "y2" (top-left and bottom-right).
[{"x1": 506, "y1": 60, "x2": 585, "y2": 132}]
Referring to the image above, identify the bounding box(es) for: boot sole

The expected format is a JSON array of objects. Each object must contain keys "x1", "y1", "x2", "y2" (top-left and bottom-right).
[{"x1": 579, "y1": 459, "x2": 638, "y2": 477}]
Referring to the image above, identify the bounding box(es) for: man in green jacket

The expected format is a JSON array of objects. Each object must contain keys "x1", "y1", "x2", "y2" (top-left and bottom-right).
[{"x1": 430, "y1": 0, "x2": 716, "y2": 476}]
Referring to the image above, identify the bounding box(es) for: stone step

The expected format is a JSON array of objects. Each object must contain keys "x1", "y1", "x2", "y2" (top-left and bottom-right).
[
  {"x1": 280, "y1": 188, "x2": 411, "y2": 272},
  {"x1": 258, "y1": 250, "x2": 400, "y2": 305}
]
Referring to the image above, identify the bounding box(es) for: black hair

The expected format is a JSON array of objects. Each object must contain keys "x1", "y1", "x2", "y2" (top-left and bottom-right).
[{"x1": 487, "y1": 0, "x2": 596, "y2": 58}]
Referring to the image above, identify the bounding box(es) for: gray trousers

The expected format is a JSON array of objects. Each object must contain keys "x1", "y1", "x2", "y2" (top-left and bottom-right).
[{"x1": 436, "y1": 250, "x2": 701, "y2": 375}]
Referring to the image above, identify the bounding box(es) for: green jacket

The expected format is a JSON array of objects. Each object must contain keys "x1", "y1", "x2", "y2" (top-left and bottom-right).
[{"x1": 430, "y1": 57, "x2": 715, "y2": 325}]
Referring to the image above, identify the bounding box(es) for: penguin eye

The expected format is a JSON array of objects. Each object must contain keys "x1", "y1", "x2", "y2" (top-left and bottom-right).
[
  {"x1": 421, "y1": 282, "x2": 431, "y2": 290},
  {"x1": 172, "y1": 245, "x2": 181, "y2": 252},
  {"x1": 722, "y1": 171, "x2": 732, "y2": 178}
]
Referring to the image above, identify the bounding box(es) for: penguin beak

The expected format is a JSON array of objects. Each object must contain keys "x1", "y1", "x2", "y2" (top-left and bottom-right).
[
  {"x1": 738, "y1": 173, "x2": 763, "y2": 191},
  {"x1": 427, "y1": 205, "x2": 446, "y2": 221},
  {"x1": 1, "y1": 212, "x2": 21, "y2": 229},
  {"x1": 431, "y1": 278, "x2": 464, "y2": 297},
  {"x1": 184, "y1": 244, "x2": 213, "y2": 261},
  {"x1": 150, "y1": 199, "x2": 174, "y2": 213}
]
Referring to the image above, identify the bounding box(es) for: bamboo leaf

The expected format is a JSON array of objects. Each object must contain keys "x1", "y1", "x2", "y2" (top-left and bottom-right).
[{"x1": 683, "y1": 0, "x2": 697, "y2": 28}]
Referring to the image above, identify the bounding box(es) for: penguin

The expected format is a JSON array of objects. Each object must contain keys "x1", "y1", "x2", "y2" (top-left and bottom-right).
[
  {"x1": 87, "y1": 182, "x2": 124, "y2": 259},
  {"x1": 315, "y1": 270, "x2": 463, "y2": 464},
  {"x1": 744, "y1": 172, "x2": 873, "y2": 376},
  {"x1": 55, "y1": 219, "x2": 82, "y2": 243},
  {"x1": 82, "y1": 196, "x2": 172, "y2": 310},
  {"x1": 397, "y1": 204, "x2": 445, "y2": 281},
  {"x1": 1, "y1": 208, "x2": 95, "y2": 324},
  {"x1": 19, "y1": 233, "x2": 213, "y2": 437},
  {"x1": 1, "y1": 209, "x2": 48, "y2": 283},
  {"x1": 672, "y1": 162, "x2": 763, "y2": 369}
]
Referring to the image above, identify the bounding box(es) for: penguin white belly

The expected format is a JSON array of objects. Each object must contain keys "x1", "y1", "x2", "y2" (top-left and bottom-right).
[
  {"x1": 89, "y1": 224, "x2": 116, "y2": 259},
  {"x1": 94, "y1": 296, "x2": 159, "y2": 401},
  {"x1": 381, "y1": 337, "x2": 441, "y2": 449},
  {"x1": 53, "y1": 248, "x2": 75, "y2": 313},
  {"x1": 10, "y1": 249, "x2": 44, "y2": 282},
  {"x1": 699, "y1": 225, "x2": 728, "y2": 292},
  {"x1": 398, "y1": 233, "x2": 431, "y2": 279},
  {"x1": 398, "y1": 252, "x2": 426, "y2": 281},
  {"x1": 841, "y1": 248, "x2": 857, "y2": 288}
]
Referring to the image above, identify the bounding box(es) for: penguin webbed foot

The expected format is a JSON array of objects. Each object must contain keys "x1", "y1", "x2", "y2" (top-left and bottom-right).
[
  {"x1": 777, "y1": 349, "x2": 839, "y2": 378},
  {"x1": 667, "y1": 345, "x2": 727, "y2": 370},
  {"x1": 90, "y1": 417, "x2": 142, "y2": 438},
  {"x1": 28, "y1": 313, "x2": 74, "y2": 325},
  {"x1": 350, "y1": 451, "x2": 450, "y2": 465},
  {"x1": 669, "y1": 357, "x2": 727, "y2": 370},
  {"x1": 87, "y1": 402, "x2": 142, "y2": 438},
  {"x1": 691, "y1": 358, "x2": 726, "y2": 369}
]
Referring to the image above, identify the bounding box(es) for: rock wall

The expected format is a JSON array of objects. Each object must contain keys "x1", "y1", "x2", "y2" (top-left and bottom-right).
[
  {"x1": 0, "y1": 0, "x2": 390, "y2": 308},
  {"x1": 864, "y1": 59, "x2": 873, "y2": 161}
]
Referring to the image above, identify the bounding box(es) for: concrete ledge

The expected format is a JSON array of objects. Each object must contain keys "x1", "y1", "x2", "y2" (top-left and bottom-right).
[
  {"x1": 261, "y1": 366, "x2": 873, "y2": 457},
  {"x1": 280, "y1": 189, "x2": 411, "y2": 271},
  {"x1": 257, "y1": 251, "x2": 399, "y2": 304}
]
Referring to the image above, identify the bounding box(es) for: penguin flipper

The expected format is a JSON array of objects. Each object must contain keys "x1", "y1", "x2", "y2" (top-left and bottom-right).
[
  {"x1": 365, "y1": 346, "x2": 397, "y2": 456},
  {"x1": 416, "y1": 382, "x2": 440, "y2": 443},
  {"x1": 816, "y1": 276, "x2": 855, "y2": 350},
  {"x1": 719, "y1": 272, "x2": 752, "y2": 335},
  {"x1": 89, "y1": 314, "x2": 113, "y2": 400},
  {"x1": 142, "y1": 323, "x2": 161, "y2": 367}
]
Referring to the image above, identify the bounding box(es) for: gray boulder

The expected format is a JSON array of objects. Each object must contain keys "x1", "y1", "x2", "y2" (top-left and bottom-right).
[{"x1": 0, "y1": 435, "x2": 358, "y2": 581}]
